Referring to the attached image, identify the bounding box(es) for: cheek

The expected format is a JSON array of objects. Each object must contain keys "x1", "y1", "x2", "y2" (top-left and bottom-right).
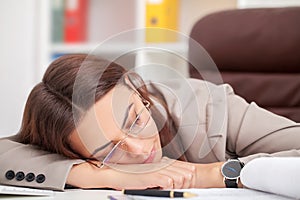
[
  {"x1": 144, "y1": 116, "x2": 159, "y2": 138},
  {"x1": 69, "y1": 131, "x2": 92, "y2": 158}
]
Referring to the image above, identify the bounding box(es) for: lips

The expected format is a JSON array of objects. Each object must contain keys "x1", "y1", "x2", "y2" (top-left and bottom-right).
[{"x1": 143, "y1": 147, "x2": 156, "y2": 163}]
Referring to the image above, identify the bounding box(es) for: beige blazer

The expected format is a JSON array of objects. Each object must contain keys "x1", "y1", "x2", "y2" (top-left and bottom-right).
[{"x1": 1, "y1": 79, "x2": 299, "y2": 190}]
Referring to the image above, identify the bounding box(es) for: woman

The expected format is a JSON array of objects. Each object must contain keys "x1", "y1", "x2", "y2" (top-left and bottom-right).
[{"x1": 1, "y1": 54, "x2": 299, "y2": 191}]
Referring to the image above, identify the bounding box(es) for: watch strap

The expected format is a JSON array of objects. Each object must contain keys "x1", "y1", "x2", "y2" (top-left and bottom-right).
[{"x1": 224, "y1": 178, "x2": 238, "y2": 188}]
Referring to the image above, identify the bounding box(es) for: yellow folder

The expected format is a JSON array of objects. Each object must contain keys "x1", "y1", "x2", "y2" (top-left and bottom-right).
[{"x1": 145, "y1": 0, "x2": 179, "y2": 42}]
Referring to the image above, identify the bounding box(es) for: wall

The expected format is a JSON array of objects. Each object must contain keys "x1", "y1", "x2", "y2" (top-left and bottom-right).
[
  {"x1": 0, "y1": 0, "x2": 37, "y2": 136},
  {"x1": 180, "y1": 0, "x2": 237, "y2": 35}
]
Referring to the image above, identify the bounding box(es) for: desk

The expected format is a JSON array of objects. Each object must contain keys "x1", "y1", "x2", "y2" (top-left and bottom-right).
[{"x1": 0, "y1": 188, "x2": 292, "y2": 200}]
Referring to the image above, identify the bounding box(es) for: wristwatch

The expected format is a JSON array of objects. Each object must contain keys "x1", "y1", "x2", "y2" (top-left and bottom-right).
[{"x1": 221, "y1": 159, "x2": 244, "y2": 188}]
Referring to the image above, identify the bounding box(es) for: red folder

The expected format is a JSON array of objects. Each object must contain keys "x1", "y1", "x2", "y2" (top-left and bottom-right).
[{"x1": 64, "y1": 0, "x2": 88, "y2": 43}]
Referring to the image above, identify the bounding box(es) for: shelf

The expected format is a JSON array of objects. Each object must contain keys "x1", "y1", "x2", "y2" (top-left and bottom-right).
[
  {"x1": 50, "y1": 41, "x2": 189, "y2": 55},
  {"x1": 51, "y1": 43, "x2": 99, "y2": 53}
]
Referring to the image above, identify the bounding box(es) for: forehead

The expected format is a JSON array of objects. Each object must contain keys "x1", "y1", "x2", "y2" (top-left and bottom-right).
[
  {"x1": 74, "y1": 84, "x2": 135, "y2": 155},
  {"x1": 99, "y1": 84, "x2": 135, "y2": 128},
  {"x1": 111, "y1": 84, "x2": 136, "y2": 120}
]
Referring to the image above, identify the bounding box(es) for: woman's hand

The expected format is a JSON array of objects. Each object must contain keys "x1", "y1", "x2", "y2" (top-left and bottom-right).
[
  {"x1": 67, "y1": 157, "x2": 197, "y2": 190},
  {"x1": 106, "y1": 157, "x2": 197, "y2": 190}
]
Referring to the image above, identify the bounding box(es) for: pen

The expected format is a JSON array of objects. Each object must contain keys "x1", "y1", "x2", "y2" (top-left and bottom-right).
[{"x1": 123, "y1": 189, "x2": 197, "y2": 198}]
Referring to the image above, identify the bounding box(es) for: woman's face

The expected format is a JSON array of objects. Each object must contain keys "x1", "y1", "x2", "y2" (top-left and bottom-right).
[{"x1": 69, "y1": 84, "x2": 163, "y2": 165}]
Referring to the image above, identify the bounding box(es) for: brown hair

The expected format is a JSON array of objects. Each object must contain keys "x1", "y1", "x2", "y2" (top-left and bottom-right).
[{"x1": 18, "y1": 54, "x2": 186, "y2": 161}]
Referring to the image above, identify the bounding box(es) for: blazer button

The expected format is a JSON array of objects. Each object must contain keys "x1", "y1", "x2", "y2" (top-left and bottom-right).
[
  {"x1": 5, "y1": 170, "x2": 15, "y2": 180},
  {"x1": 15, "y1": 171, "x2": 25, "y2": 181},
  {"x1": 36, "y1": 174, "x2": 46, "y2": 183},
  {"x1": 25, "y1": 173, "x2": 35, "y2": 182}
]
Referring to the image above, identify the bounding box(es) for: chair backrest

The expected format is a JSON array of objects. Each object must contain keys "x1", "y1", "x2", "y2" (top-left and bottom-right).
[{"x1": 189, "y1": 7, "x2": 300, "y2": 122}]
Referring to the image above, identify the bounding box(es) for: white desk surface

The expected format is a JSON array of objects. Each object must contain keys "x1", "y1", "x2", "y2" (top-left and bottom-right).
[{"x1": 0, "y1": 188, "x2": 293, "y2": 200}]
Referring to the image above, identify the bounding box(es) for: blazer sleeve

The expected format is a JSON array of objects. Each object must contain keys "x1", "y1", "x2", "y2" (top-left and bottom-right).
[
  {"x1": 0, "y1": 138, "x2": 84, "y2": 191},
  {"x1": 225, "y1": 85, "x2": 300, "y2": 164}
]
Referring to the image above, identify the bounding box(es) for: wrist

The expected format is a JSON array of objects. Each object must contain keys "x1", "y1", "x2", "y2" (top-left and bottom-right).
[
  {"x1": 212, "y1": 162, "x2": 226, "y2": 188},
  {"x1": 67, "y1": 161, "x2": 112, "y2": 189},
  {"x1": 194, "y1": 162, "x2": 225, "y2": 188}
]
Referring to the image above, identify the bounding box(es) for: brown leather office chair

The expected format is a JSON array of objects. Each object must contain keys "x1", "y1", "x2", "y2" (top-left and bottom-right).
[{"x1": 189, "y1": 7, "x2": 300, "y2": 122}]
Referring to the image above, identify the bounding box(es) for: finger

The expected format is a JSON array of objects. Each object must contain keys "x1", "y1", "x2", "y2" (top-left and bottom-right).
[
  {"x1": 147, "y1": 173, "x2": 173, "y2": 189},
  {"x1": 160, "y1": 168, "x2": 184, "y2": 189},
  {"x1": 161, "y1": 160, "x2": 196, "y2": 188},
  {"x1": 160, "y1": 167, "x2": 194, "y2": 189},
  {"x1": 157, "y1": 166, "x2": 189, "y2": 189}
]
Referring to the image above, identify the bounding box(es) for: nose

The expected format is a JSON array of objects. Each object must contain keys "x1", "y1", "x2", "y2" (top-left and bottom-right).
[{"x1": 124, "y1": 137, "x2": 152, "y2": 155}]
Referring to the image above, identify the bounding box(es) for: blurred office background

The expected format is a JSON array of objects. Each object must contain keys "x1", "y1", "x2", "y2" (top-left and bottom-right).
[{"x1": 1, "y1": 0, "x2": 299, "y2": 136}]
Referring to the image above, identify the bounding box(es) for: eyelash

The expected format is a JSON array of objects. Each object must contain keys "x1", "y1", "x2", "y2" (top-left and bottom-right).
[
  {"x1": 131, "y1": 113, "x2": 141, "y2": 129},
  {"x1": 125, "y1": 108, "x2": 138, "y2": 130}
]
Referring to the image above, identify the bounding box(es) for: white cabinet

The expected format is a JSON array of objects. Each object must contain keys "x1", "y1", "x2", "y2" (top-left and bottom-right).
[
  {"x1": 37, "y1": 0, "x2": 238, "y2": 81},
  {"x1": 37, "y1": 0, "x2": 188, "y2": 80}
]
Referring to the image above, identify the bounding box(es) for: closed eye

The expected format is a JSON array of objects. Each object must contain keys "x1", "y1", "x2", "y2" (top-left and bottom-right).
[{"x1": 122, "y1": 103, "x2": 134, "y2": 130}]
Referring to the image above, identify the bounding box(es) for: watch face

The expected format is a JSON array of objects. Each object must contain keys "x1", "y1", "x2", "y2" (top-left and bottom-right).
[{"x1": 221, "y1": 160, "x2": 243, "y2": 179}]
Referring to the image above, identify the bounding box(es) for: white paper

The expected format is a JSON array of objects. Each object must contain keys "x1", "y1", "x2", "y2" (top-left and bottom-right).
[
  {"x1": 241, "y1": 157, "x2": 300, "y2": 199},
  {"x1": 108, "y1": 188, "x2": 292, "y2": 200}
]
